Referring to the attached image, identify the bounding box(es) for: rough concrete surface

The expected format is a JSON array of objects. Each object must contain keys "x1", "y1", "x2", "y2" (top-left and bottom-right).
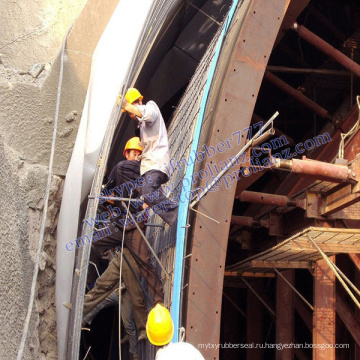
[
  {"x1": 0, "y1": 138, "x2": 63, "y2": 359},
  {"x1": 0, "y1": 0, "x2": 123, "y2": 358},
  {"x1": 0, "y1": 1, "x2": 88, "y2": 359},
  {"x1": 0, "y1": 1, "x2": 87, "y2": 70}
]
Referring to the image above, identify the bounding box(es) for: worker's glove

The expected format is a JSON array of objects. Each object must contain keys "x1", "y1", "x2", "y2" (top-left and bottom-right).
[
  {"x1": 117, "y1": 95, "x2": 129, "y2": 107},
  {"x1": 116, "y1": 94, "x2": 122, "y2": 106}
]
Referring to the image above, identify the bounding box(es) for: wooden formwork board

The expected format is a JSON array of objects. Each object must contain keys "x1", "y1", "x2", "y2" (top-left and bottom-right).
[{"x1": 226, "y1": 227, "x2": 360, "y2": 275}]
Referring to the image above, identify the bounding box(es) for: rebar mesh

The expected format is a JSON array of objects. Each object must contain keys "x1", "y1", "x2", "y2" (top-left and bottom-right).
[{"x1": 144, "y1": 21, "x2": 226, "y2": 308}]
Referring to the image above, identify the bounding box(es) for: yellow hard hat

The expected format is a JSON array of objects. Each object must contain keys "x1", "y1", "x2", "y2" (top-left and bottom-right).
[
  {"x1": 120, "y1": 88, "x2": 143, "y2": 113},
  {"x1": 123, "y1": 137, "x2": 143, "y2": 157},
  {"x1": 125, "y1": 88, "x2": 143, "y2": 103},
  {"x1": 146, "y1": 304, "x2": 174, "y2": 346}
]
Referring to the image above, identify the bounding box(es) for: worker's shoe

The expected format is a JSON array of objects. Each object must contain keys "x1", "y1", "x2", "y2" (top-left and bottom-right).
[
  {"x1": 138, "y1": 330, "x2": 147, "y2": 341},
  {"x1": 63, "y1": 302, "x2": 72, "y2": 310}
]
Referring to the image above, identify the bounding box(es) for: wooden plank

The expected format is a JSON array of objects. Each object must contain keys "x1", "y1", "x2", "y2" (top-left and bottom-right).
[
  {"x1": 242, "y1": 272, "x2": 275, "y2": 278},
  {"x1": 224, "y1": 271, "x2": 275, "y2": 278},
  {"x1": 321, "y1": 185, "x2": 360, "y2": 216},
  {"x1": 251, "y1": 260, "x2": 313, "y2": 269},
  {"x1": 224, "y1": 271, "x2": 240, "y2": 277}
]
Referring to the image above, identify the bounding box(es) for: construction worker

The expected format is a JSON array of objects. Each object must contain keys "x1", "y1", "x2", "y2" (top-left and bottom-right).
[
  {"x1": 107, "y1": 136, "x2": 143, "y2": 188},
  {"x1": 83, "y1": 248, "x2": 147, "y2": 360},
  {"x1": 119, "y1": 88, "x2": 178, "y2": 226},
  {"x1": 146, "y1": 304, "x2": 205, "y2": 360},
  {"x1": 88, "y1": 137, "x2": 164, "y2": 306}
]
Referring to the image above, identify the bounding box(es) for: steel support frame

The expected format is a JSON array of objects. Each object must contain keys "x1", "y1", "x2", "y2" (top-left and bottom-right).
[
  {"x1": 355, "y1": 254, "x2": 360, "y2": 360},
  {"x1": 291, "y1": 23, "x2": 360, "y2": 78},
  {"x1": 276, "y1": 270, "x2": 294, "y2": 360},
  {"x1": 252, "y1": 105, "x2": 360, "y2": 224},
  {"x1": 313, "y1": 257, "x2": 336, "y2": 360},
  {"x1": 347, "y1": 254, "x2": 360, "y2": 359},
  {"x1": 276, "y1": 157, "x2": 354, "y2": 183},
  {"x1": 184, "y1": 1, "x2": 292, "y2": 359},
  {"x1": 238, "y1": 190, "x2": 299, "y2": 207},
  {"x1": 247, "y1": 280, "x2": 264, "y2": 360},
  {"x1": 264, "y1": 70, "x2": 331, "y2": 120},
  {"x1": 336, "y1": 291, "x2": 360, "y2": 347}
]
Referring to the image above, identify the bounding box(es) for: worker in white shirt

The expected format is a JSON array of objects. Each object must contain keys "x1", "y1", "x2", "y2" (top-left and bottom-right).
[{"x1": 119, "y1": 88, "x2": 178, "y2": 226}]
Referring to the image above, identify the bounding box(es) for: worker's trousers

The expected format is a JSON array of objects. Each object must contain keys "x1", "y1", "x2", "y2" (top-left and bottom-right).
[
  {"x1": 84, "y1": 289, "x2": 138, "y2": 354},
  {"x1": 84, "y1": 248, "x2": 147, "y2": 335},
  {"x1": 140, "y1": 169, "x2": 178, "y2": 226},
  {"x1": 88, "y1": 222, "x2": 164, "y2": 305}
]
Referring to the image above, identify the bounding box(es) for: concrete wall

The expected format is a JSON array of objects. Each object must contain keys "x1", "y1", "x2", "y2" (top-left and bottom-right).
[{"x1": 0, "y1": 1, "x2": 119, "y2": 358}]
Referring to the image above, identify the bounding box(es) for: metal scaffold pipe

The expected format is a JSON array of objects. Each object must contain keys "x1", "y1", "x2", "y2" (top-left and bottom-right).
[
  {"x1": 231, "y1": 215, "x2": 261, "y2": 227},
  {"x1": 291, "y1": 22, "x2": 360, "y2": 78},
  {"x1": 237, "y1": 190, "x2": 298, "y2": 208},
  {"x1": 250, "y1": 128, "x2": 275, "y2": 147},
  {"x1": 275, "y1": 158, "x2": 351, "y2": 183},
  {"x1": 264, "y1": 70, "x2": 331, "y2": 120},
  {"x1": 190, "y1": 111, "x2": 279, "y2": 208},
  {"x1": 308, "y1": 235, "x2": 360, "y2": 310}
]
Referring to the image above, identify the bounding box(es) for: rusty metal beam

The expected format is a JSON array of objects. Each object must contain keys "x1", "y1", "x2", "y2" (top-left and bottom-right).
[
  {"x1": 251, "y1": 128, "x2": 276, "y2": 147},
  {"x1": 235, "y1": 168, "x2": 268, "y2": 196},
  {"x1": 252, "y1": 113, "x2": 295, "y2": 146},
  {"x1": 306, "y1": 190, "x2": 360, "y2": 220},
  {"x1": 223, "y1": 291, "x2": 246, "y2": 318},
  {"x1": 313, "y1": 257, "x2": 336, "y2": 359},
  {"x1": 308, "y1": 5, "x2": 347, "y2": 42},
  {"x1": 276, "y1": 158, "x2": 353, "y2": 183},
  {"x1": 356, "y1": 261, "x2": 360, "y2": 360},
  {"x1": 321, "y1": 184, "x2": 360, "y2": 216},
  {"x1": 291, "y1": 22, "x2": 360, "y2": 78},
  {"x1": 345, "y1": 252, "x2": 360, "y2": 359},
  {"x1": 285, "y1": 105, "x2": 360, "y2": 198},
  {"x1": 246, "y1": 280, "x2": 263, "y2": 360},
  {"x1": 267, "y1": 65, "x2": 350, "y2": 76},
  {"x1": 336, "y1": 291, "x2": 360, "y2": 347},
  {"x1": 349, "y1": 253, "x2": 360, "y2": 271},
  {"x1": 264, "y1": 70, "x2": 332, "y2": 120},
  {"x1": 274, "y1": 0, "x2": 310, "y2": 47},
  {"x1": 294, "y1": 295, "x2": 313, "y2": 332},
  {"x1": 231, "y1": 215, "x2": 261, "y2": 227},
  {"x1": 224, "y1": 271, "x2": 275, "y2": 278},
  {"x1": 184, "y1": 2, "x2": 293, "y2": 358},
  {"x1": 238, "y1": 190, "x2": 300, "y2": 207},
  {"x1": 242, "y1": 277, "x2": 276, "y2": 320},
  {"x1": 276, "y1": 270, "x2": 294, "y2": 360}
]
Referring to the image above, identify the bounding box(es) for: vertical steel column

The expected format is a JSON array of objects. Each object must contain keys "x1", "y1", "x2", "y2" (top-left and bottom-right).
[
  {"x1": 350, "y1": 254, "x2": 360, "y2": 360},
  {"x1": 246, "y1": 280, "x2": 263, "y2": 360},
  {"x1": 184, "y1": 1, "x2": 292, "y2": 359},
  {"x1": 313, "y1": 257, "x2": 336, "y2": 360},
  {"x1": 276, "y1": 270, "x2": 294, "y2": 360},
  {"x1": 356, "y1": 272, "x2": 360, "y2": 360},
  {"x1": 222, "y1": 289, "x2": 245, "y2": 360}
]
